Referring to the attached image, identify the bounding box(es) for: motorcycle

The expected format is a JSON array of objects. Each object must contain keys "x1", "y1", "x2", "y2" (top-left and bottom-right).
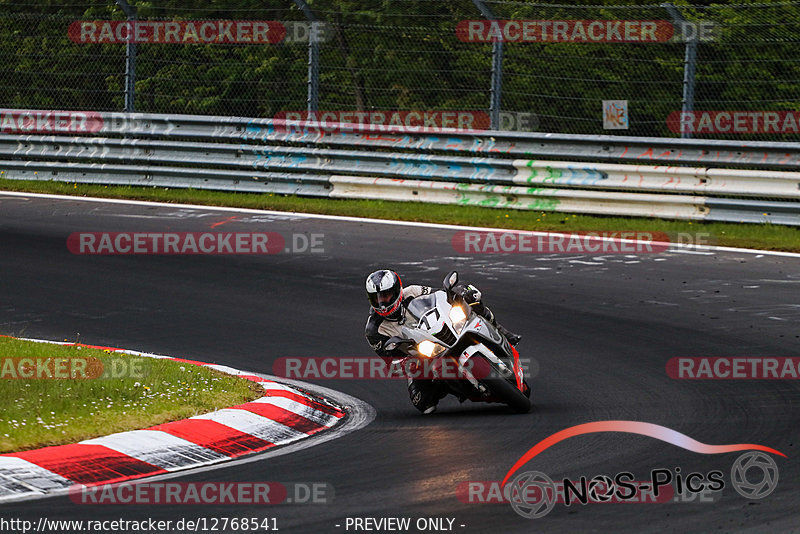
[{"x1": 385, "y1": 271, "x2": 531, "y2": 414}]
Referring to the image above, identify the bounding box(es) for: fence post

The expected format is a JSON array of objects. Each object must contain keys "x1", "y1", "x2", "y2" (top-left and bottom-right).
[
  {"x1": 115, "y1": 0, "x2": 137, "y2": 113},
  {"x1": 293, "y1": 0, "x2": 320, "y2": 114},
  {"x1": 471, "y1": 0, "x2": 502, "y2": 130},
  {"x1": 663, "y1": 3, "x2": 697, "y2": 139}
]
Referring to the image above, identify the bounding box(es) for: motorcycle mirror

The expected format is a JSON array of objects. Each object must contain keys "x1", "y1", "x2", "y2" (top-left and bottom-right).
[{"x1": 443, "y1": 270, "x2": 458, "y2": 291}]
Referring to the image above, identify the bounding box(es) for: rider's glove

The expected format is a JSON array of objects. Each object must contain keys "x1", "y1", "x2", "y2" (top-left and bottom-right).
[{"x1": 454, "y1": 283, "x2": 482, "y2": 304}]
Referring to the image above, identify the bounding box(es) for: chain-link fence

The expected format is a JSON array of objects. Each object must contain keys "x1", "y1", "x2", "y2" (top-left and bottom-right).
[{"x1": 2, "y1": 0, "x2": 800, "y2": 139}]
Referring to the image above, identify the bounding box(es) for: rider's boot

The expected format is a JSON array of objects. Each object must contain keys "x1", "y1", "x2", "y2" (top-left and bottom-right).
[
  {"x1": 496, "y1": 324, "x2": 522, "y2": 346},
  {"x1": 465, "y1": 296, "x2": 522, "y2": 346},
  {"x1": 408, "y1": 379, "x2": 446, "y2": 414}
]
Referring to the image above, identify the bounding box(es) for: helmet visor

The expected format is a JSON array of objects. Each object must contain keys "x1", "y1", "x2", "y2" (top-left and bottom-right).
[
  {"x1": 369, "y1": 286, "x2": 401, "y2": 312},
  {"x1": 377, "y1": 289, "x2": 397, "y2": 305}
]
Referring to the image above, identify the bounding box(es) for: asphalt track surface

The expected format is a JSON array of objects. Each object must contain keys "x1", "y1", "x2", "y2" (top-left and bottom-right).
[{"x1": 1, "y1": 193, "x2": 799, "y2": 533}]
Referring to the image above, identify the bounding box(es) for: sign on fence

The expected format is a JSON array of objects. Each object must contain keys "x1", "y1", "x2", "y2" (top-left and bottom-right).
[{"x1": 603, "y1": 100, "x2": 629, "y2": 130}]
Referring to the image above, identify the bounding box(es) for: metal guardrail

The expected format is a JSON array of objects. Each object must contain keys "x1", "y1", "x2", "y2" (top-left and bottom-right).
[
  {"x1": 1, "y1": 110, "x2": 799, "y2": 225},
  {"x1": 21, "y1": 111, "x2": 800, "y2": 169}
]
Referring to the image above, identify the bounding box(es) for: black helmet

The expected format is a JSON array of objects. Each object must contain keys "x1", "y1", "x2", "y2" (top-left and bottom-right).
[{"x1": 366, "y1": 270, "x2": 403, "y2": 319}]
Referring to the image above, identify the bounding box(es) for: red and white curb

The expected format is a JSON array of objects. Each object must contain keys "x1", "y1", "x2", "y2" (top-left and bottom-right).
[{"x1": 0, "y1": 338, "x2": 373, "y2": 503}]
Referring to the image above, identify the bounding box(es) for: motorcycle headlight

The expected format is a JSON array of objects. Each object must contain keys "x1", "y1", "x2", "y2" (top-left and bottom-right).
[
  {"x1": 417, "y1": 340, "x2": 446, "y2": 358},
  {"x1": 449, "y1": 304, "x2": 468, "y2": 334}
]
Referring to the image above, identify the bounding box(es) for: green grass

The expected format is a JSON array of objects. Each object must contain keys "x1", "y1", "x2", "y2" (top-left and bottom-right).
[
  {"x1": 1, "y1": 178, "x2": 798, "y2": 252},
  {"x1": 0, "y1": 337, "x2": 263, "y2": 453}
]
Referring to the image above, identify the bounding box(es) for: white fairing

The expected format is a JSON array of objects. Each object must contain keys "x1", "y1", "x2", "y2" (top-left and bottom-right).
[
  {"x1": 401, "y1": 291, "x2": 508, "y2": 349},
  {"x1": 400, "y1": 290, "x2": 514, "y2": 373}
]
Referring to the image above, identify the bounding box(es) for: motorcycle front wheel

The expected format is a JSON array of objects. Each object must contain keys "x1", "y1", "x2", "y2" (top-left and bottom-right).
[{"x1": 471, "y1": 354, "x2": 531, "y2": 414}]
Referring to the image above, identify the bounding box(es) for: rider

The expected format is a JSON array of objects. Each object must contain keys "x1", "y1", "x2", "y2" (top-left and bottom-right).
[{"x1": 364, "y1": 269, "x2": 521, "y2": 414}]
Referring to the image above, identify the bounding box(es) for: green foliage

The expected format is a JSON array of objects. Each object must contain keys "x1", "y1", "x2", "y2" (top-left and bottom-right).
[{"x1": 1, "y1": 1, "x2": 799, "y2": 138}]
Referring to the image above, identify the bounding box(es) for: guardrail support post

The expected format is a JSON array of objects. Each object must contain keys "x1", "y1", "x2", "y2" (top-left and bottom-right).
[
  {"x1": 472, "y1": 0, "x2": 503, "y2": 130},
  {"x1": 115, "y1": 0, "x2": 137, "y2": 113},
  {"x1": 663, "y1": 3, "x2": 697, "y2": 139},
  {"x1": 293, "y1": 0, "x2": 320, "y2": 114}
]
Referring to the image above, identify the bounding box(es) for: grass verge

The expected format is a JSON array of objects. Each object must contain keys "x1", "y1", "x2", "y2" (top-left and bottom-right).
[
  {"x1": 0, "y1": 337, "x2": 263, "y2": 453},
  {"x1": 0, "y1": 178, "x2": 798, "y2": 252}
]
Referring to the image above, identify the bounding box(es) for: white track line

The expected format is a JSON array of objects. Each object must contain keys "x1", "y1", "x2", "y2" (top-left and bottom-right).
[{"x1": 1, "y1": 190, "x2": 799, "y2": 259}]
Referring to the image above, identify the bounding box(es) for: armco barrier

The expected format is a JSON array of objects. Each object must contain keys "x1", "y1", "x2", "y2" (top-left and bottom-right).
[
  {"x1": 1, "y1": 110, "x2": 799, "y2": 225},
  {"x1": 327, "y1": 176, "x2": 709, "y2": 220},
  {"x1": 6, "y1": 111, "x2": 800, "y2": 168}
]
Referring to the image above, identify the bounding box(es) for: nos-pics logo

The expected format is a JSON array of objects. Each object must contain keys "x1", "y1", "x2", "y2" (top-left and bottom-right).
[{"x1": 501, "y1": 421, "x2": 783, "y2": 519}]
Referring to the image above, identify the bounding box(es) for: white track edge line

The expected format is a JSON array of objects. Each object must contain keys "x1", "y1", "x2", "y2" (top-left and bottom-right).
[{"x1": 1, "y1": 190, "x2": 799, "y2": 259}]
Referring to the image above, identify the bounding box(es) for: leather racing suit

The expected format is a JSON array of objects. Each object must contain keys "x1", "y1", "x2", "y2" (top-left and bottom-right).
[{"x1": 365, "y1": 282, "x2": 517, "y2": 412}]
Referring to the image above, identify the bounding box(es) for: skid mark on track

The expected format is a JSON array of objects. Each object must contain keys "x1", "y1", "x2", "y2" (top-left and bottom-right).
[{"x1": 209, "y1": 216, "x2": 239, "y2": 228}]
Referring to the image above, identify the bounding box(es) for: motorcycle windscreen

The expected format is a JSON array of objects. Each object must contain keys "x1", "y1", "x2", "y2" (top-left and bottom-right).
[{"x1": 405, "y1": 294, "x2": 438, "y2": 322}]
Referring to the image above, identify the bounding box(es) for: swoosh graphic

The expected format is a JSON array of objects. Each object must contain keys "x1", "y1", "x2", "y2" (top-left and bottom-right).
[{"x1": 501, "y1": 420, "x2": 786, "y2": 486}]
